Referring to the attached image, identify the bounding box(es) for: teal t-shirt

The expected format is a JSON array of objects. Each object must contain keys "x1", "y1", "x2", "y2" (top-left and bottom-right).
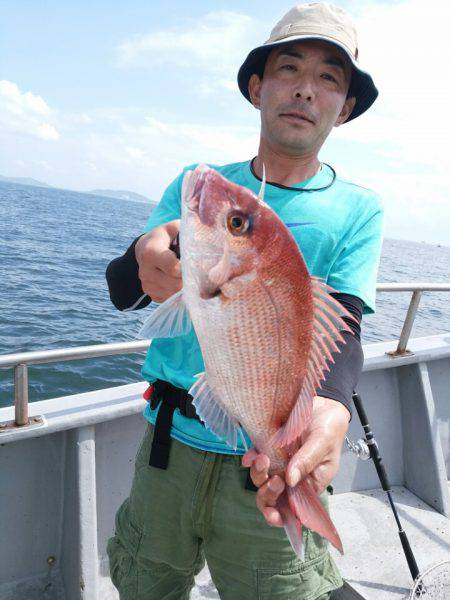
[{"x1": 140, "y1": 160, "x2": 384, "y2": 455}]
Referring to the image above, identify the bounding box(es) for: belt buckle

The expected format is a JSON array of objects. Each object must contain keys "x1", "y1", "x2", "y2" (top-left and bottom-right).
[
  {"x1": 150, "y1": 391, "x2": 160, "y2": 410},
  {"x1": 145, "y1": 385, "x2": 161, "y2": 411},
  {"x1": 143, "y1": 384, "x2": 161, "y2": 410}
]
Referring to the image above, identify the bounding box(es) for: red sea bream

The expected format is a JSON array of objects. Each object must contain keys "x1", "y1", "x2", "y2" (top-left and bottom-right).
[{"x1": 140, "y1": 164, "x2": 356, "y2": 556}]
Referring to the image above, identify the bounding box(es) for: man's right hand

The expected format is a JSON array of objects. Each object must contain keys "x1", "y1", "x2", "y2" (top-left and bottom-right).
[{"x1": 134, "y1": 220, "x2": 182, "y2": 303}]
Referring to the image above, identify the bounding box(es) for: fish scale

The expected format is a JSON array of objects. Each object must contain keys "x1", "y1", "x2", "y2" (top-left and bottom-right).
[{"x1": 182, "y1": 186, "x2": 317, "y2": 470}]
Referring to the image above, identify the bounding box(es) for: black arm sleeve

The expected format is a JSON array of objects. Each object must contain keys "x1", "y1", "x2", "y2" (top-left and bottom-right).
[
  {"x1": 314, "y1": 292, "x2": 364, "y2": 419},
  {"x1": 105, "y1": 236, "x2": 151, "y2": 311},
  {"x1": 105, "y1": 233, "x2": 180, "y2": 311}
]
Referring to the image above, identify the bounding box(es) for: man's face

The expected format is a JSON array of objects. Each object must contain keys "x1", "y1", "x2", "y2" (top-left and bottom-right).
[{"x1": 248, "y1": 40, "x2": 356, "y2": 155}]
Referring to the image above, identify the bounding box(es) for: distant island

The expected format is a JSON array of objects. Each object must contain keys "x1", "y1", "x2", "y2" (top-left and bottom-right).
[
  {"x1": 0, "y1": 174, "x2": 155, "y2": 205},
  {"x1": 88, "y1": 189, "x2": 151, "y2": 204},
  {"x1": 0, "y1": 175, "x2": 51, "y2": 188}
]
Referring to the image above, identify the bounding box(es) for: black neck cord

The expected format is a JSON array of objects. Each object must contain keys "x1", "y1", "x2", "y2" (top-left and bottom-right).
[{"x1": 250, "y1": 157, "x2": 336, "y2": 192}]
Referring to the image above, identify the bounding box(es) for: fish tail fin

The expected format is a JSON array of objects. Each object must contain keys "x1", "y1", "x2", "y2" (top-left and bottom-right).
[
  {"x1": 277, "y1": 492, "x2": 305, "y2": 560},
  {"x1": 278, "y1": 478, "x2": 343, "y2": 558}
]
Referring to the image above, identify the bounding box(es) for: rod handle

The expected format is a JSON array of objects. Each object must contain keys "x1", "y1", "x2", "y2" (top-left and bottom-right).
[
  {"x1": 398, "y1": 530, "x2": 420, "y2": 580},
  {"x1": 352, "y1": 392, "x2": 369, "y2": 427},
  {"x1": 372, "y1": 455, "x2": 391, "y2": 492}
]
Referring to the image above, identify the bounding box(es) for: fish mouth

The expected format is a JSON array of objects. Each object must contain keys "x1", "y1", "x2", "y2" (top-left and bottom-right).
[
  {"x1": 185, "y1": 165, "x2": 210, "y2": 214},
  {"x1": 185, "y1": 165, "x2": 223, "y2": 228}
]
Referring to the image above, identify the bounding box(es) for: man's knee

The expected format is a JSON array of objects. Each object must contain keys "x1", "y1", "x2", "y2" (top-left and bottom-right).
[{"x1": 107, "y1": 490, "x2": 204, "y2": 599}]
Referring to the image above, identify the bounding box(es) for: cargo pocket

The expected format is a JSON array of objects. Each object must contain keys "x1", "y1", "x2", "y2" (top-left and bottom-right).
[
  {"x1": 256, "y1": 551, "x2": 341, "y2": 600},
  {"x1": 107, "y1": 499, "x2": 143, "y2": 597},
  {"x1": 107, "y1": 535, "x2": 136, "y2": 594}
]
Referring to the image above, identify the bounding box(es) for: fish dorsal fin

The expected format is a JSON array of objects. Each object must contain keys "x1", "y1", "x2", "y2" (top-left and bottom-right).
[
  {"x1": 270, "y1": 277, "x2": 356, "y2": 448},
  {"x1": 138, "y1": 291, "x2": 192, "y2": 339},
  {"x1": 189, "y1": 372, "x2": 248, "y2": 451}
]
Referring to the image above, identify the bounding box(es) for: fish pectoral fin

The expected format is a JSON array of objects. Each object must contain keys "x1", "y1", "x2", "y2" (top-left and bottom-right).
[
  {"x1": 207, "y1": 242, "x2": 232, "y2": 288},
  {"x1": 221, "y1": 270, "x2": 257, "y2": 299},
  {"x1": 271, "y1": 276, "x2": 356, "y2": 450},
  {"x1": 189, "y1": 372, "x2": 247, "y2": 451},
  {"x1": 137, "y1": 290, "x2": 192, "y2": 339}
]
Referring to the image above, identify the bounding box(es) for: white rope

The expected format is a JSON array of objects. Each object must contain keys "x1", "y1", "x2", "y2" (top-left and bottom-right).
[{"x1": 122, "y1": 293, "x2": 149, "y2": 312}]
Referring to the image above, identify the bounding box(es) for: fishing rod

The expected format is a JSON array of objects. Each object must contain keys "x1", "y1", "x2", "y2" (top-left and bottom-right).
[
  {"x1": 348, "y1": 392, "x2": 420, "y2": 583},
  {"x1": 348, "y1": 392, "x2": 450, "y2": 598}
]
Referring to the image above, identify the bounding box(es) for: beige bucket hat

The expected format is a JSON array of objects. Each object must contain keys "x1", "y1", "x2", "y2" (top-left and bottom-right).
[{"x1": 237, "y1": 2, "x2": 378, "y2": 121}]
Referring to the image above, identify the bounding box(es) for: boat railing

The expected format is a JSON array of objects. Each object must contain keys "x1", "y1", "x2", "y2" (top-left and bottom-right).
[{"x1": 1, "y1": 282, "x2": 450, "y2": 431}]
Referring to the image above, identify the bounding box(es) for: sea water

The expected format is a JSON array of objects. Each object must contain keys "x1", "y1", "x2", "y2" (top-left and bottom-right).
[{"x1": 1, "y1": 181, "x2": 449, "y2": 408}]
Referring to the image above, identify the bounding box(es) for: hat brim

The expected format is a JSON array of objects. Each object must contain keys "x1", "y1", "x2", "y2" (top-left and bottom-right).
[{"x1": 237, "y1": 35, "x2": 378, "y2": 122}]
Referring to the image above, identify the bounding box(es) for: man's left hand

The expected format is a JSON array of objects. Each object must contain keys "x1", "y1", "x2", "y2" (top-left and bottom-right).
[{"x1": 241, "y1": 396, "x2": 350, "y2": 527}]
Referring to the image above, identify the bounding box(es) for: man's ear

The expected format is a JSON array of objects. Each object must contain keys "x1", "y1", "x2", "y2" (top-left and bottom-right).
[
  {"x1": 248, "y1": 73, "x2": 262, "y2": 109},
  {"x1": 335, "y1": 96, "x2": 356, "y2": 127}
]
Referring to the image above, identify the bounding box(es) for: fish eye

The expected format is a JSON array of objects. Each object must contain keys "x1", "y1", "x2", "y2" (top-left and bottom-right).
[{"x1": 226, "y1": 211, "x2": 251, "y2": 236}]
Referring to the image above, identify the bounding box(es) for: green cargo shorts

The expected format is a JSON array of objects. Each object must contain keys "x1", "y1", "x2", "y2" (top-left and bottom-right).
[{"x1": 107, "y1": 423, "x2": 343, "y2": 599}]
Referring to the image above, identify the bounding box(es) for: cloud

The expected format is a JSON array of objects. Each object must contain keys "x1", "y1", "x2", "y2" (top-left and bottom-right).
[
  {"x1": 335, "y1": 0, "x2": 450, "y2": 172},
  {"x1": 115, "y1": 10, "x2": 261, "y2": 98},
  {"x1": 116, "y1": 11, "x2": 256, "y2": 74},
  {"x1": 2, "y1": 1, "x2": 448, "y2": 246},
  {"x1": 198, "y1": 78, "x2": 239, "y2": 96},
  {"x1": 323, "y1": 0, "x2": 450, "y2": 245},
  {"x1": 72, "y1": 111, "x2": 259, "y2": 197},
  {"x1": 0, "y1": 80, "x2": 60, "y2": 141},
  {"x1": 1, "y1": 100, "x2": 259, "y2": 202}
]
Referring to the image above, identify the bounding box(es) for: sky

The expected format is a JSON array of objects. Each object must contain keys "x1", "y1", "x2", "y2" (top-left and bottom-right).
[{"x1": 1, "y1": 0, "x2": 449, "y2": 245}]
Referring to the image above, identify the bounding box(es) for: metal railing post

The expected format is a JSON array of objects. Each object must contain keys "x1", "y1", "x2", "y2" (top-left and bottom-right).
[
  {"x1": 392, "y1": 290, "x2": 423, "y2": 356},
  {"x1": 14, "y1": 364, "x2": 29, "y2": 426}
]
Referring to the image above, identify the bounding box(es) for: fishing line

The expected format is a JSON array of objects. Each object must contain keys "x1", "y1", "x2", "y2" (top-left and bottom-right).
[{"x1": 250, "y1": 157, "x2": 336, "y2": 192}]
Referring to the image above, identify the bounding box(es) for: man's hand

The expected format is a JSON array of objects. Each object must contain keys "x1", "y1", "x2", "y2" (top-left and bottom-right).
[
  {"x1": 242, "y1": 396, "x2": 350, "y2": 527},
  {"x1": 135, "y1": 220, "x2": 182, "y2": 303}
]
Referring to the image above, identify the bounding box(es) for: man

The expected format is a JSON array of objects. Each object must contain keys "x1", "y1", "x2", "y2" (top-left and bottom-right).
[{"x1": 106, "y1": 3, "x2": 384, "y2": 599}]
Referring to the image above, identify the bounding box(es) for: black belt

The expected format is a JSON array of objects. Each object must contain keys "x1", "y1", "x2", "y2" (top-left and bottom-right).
[
  {"x1": 143, "y1": 379, "x2": 257, "y2": 491},
  {"x1": 145, "y1": 379, "x2": 201, "y2": 469}
]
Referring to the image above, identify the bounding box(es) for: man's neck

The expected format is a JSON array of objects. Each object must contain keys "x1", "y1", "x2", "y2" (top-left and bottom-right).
[{"x1": 253, "y1": 146, "x2": 321, "y2": 187}]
